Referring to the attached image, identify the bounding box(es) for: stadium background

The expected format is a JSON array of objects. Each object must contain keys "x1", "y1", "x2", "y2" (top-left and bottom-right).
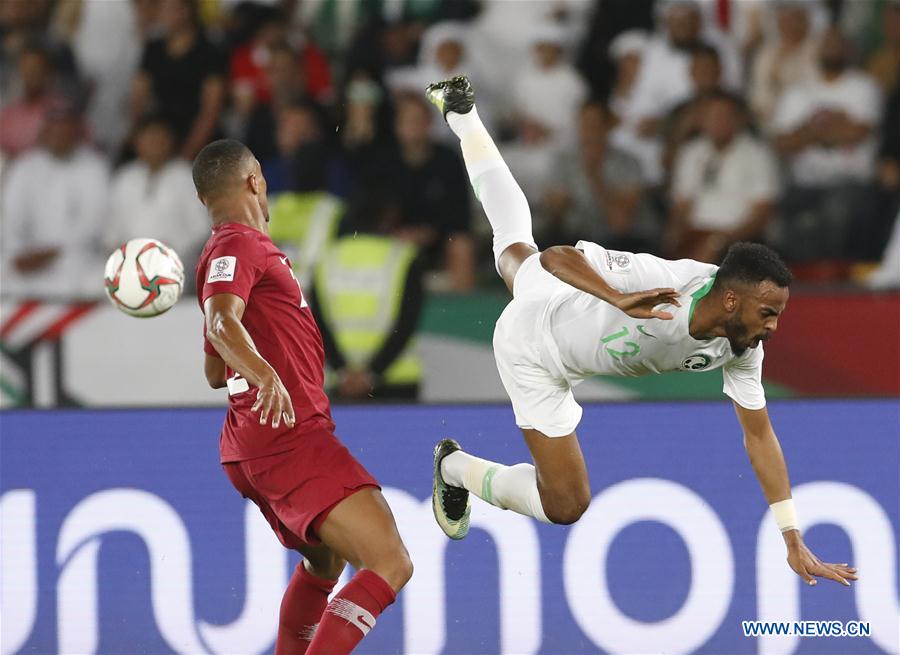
[{"x1": 0, "y1": 0, "x2": 898, "y2": 653}]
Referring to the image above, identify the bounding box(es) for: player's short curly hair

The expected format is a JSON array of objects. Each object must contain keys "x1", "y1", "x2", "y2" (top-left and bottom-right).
[
  {"x1": 192, "y1": 139, "x2": 254, "y2": 199},
  {"x1": 715, "y1": 242, "x2": 792, "y2": 289}
]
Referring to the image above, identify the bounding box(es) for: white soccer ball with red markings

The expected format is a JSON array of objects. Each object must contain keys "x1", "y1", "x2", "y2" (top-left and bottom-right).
[{"x1": 104, "y1": 238, "x2": 184, "y2": 317}]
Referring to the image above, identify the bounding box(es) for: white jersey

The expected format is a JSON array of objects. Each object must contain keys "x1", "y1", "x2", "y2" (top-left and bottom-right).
[
  {"x1": 493, "y1": 242, "x2": 765, "y2": 436},
  {"x1": 551, "y1": 241, "x2": 765, "y2": 410}
]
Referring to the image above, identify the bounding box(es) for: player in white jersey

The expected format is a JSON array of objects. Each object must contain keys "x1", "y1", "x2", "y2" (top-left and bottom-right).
[{"x1": 426, "y1": 76, "x2": 856, "y2": 587}]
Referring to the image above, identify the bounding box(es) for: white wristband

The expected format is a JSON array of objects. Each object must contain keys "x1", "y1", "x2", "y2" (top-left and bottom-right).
[{"x1": 770, "y1": 498, "x2": 799, "y2": 533}]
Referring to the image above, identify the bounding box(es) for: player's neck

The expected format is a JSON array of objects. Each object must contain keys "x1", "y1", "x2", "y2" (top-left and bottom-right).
[
  {"x1": 208, "y1": 196, "x2": 268, "y2": 234},
  {"x1": 689, "y1": 293, "x2": 728, "y2": 341}
]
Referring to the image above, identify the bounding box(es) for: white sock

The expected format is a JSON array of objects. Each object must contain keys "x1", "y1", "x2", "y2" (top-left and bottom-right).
[
  {"x1": 446, "y1": 106, "x2": 485, "y2": 141},
  {"x1": 446, "y1": 107, "x2": 536, "y2": 270},
  {"x1": 441, "y1": 451, "x2": 551, "y2": 523}
]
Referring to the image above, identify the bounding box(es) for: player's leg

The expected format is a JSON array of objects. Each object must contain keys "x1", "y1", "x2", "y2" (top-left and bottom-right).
[
  {"x1": 305, "y1": 487, "x2": 413, "y2": 654},
  {"x1": 434, "y1": 339, "x2": 591, "y2": 535},
  {"x1": 223, "y1": 460, "x2": 349, "y2": 655},
  {"x1": 277, "y1": 544, "x2": 346, "y2": 655},
  {"x1": 427, "y1": 76, "x2": 538, "y2": 293},
  {"x1": 521, "y1": 428, "x2": 592, "y2": 523},
  {"x1": 438, "y1": 429, "x2": 591, "y2": 525}
]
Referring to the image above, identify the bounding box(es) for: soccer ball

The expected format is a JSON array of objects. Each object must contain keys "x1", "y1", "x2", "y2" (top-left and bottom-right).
[{"x1": 104, "y1": 238, "x2": 184, "y2": 317}]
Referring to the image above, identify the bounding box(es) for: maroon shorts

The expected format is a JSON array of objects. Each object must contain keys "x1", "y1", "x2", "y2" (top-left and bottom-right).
[{"x1": 223, "y1": 429, "x2": 379, "y2": 548}]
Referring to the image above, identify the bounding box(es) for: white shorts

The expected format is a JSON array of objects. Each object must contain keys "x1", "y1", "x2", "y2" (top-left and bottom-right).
[{"x1": 492, "y1": 253, "x2": 583, "y2": 437}]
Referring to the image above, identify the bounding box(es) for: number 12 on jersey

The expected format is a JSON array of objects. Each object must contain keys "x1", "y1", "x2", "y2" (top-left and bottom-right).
[{"x1": 601, "y1": 326, "x2": 640, "y2": 360}]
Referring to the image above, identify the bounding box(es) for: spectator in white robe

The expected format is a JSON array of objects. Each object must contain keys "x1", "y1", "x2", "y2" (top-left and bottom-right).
[
  {"x1": 502, "y1": 22, "x2": 588, "y2": 199},
  {"x1": 749, "y1": 1, "x2": 822, "y2": 129},
  {"x1": 1, "y1": 104, "x2": 108, "y2": 299},
  {"x1": 613, "y1": 0, "x2": 742, "y2": 184},
  {"x1": 386, "y1": 21, "x2": 495, "y2": 140},
  {"x1": 106, "y1": 115, "x2": 209, "y2": 262}
]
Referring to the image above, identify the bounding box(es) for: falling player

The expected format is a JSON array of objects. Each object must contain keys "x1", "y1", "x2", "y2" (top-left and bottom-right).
[
  {"x1": 426, "y1": 76, "x2": 857, "y2": 587},
  {"x1": 193, "y1": 139, "x2": 412, "y2": 654}
]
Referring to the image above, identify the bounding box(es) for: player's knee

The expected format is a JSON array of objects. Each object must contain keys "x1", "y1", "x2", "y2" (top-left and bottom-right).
[
  {"x1": 391, "y1": 549, "x2": 413, "y2": 588},
  {"x1": 371, "y1": 549, "x2": 413, "y2": 592},
  {"x1": 497, "y1": 242, "x2": 538, "y2": 291},
  {"x1": 543, "y1": 485, "x2": 591, "y2": 525},
  {"x1": 396, "y1": 551, "x2": 414, "y2": 588},
  {"x1": 545, "y1": 502, "x2": 589, "y2": 525}
]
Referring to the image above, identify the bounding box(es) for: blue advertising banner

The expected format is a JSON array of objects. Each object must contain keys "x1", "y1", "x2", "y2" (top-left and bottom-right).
[{"x1": 1, "y1": 400, "x2": 898, "y2": 654}]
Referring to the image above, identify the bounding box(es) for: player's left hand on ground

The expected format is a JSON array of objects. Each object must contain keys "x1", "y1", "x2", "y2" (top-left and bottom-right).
[
  {"x1": 613, "y1": 288, "x2": 682, "y2": 320},
  {"x1": 786, "y1": 536, "x2": 858, "y2": 587}
]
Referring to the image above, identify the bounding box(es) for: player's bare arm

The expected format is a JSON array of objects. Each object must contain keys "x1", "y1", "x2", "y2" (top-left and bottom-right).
[
  {"x1": 539, "y1": 245, "x2": 682, "y2": 320},
  {"x1": 204, "y1": 292, "x2": 295, "y2": 429},
  {"x1": 734, "y1": 403, "x2": 857, "y2": 587},
  {"x1": 204, "y1": 353, "x2": 227, "y2": 389}
]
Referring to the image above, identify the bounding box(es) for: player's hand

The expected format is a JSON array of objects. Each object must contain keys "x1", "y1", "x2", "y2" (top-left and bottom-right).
[
  {"x1": 252, "y1": 372, "x2": 295, "y2": 429},
  {"x1": 612, "y1": 288, "x2": 682, "y2": 320},
  {"x1": 785, "y1": 533, "x2": 858, "y2": 587}
]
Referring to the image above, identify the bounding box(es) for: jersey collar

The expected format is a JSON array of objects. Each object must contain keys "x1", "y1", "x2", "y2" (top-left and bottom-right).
[
  {"x1": 688, "y1": 273, "x2": 717, "y2": 324},
  {"x1": 212, "y1": 222, "x2": 259, "y2": 234},
  {"x1": 684, "y1": 274, "x2": 718, "y2": 343}
]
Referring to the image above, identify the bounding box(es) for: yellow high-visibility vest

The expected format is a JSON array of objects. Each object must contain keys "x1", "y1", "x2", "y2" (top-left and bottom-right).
[
  {"x1": 268, "y1": 192, "x2": 343, "y2": 287},
  {"x1": 315, "y1": 235, "x2": 422, "y2": 385}
]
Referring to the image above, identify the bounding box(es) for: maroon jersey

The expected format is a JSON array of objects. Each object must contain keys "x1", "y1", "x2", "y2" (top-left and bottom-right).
[{"x1": 197, "y1": 222, "x2": 334, "y2": 462}]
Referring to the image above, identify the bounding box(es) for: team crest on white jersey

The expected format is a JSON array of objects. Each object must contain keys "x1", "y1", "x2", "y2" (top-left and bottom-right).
[{"x1": 682, "y1": 354, "x2": 712, "y2": 370}]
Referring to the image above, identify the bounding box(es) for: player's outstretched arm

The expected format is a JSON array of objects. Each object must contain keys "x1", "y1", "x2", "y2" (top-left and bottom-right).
[
  {"x1": 205, "y1": 293, "x2": 295, "y2": 429},
  {"x1": 539, "y1": 246, "x2": 681, "y2": 319},
  {"x1": 734, "y1": 403, "x2": 858, "y2": 587}
]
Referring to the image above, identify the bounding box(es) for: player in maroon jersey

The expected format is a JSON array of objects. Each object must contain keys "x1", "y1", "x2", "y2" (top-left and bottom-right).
[{"x1": 192, "y1": 139, "x2": 412, "y2": 654}]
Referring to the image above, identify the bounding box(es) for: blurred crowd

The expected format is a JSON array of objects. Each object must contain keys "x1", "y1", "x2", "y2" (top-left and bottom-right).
[{"x1": 1, "y1": 0, "x2": 899, "y2": 303}]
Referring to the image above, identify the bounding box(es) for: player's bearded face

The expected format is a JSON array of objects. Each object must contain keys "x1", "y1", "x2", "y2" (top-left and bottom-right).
[
  {"x1": 725, "y1": 290, "x2": 779, "y2": 356},
  {"x1": 724, "y1": 294, "x2": 767, "y2": 357},
  {"x1": 724, "y1": 310, "x2": 752, "y2": 357}
]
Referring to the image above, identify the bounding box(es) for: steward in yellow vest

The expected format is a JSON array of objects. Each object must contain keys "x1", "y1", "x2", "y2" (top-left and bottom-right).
[
  {"x1": 310, "y1": 234, "x2": 424, "y2": 401},
  {"x1": 267, "y1": 191, "x2": 342, "y2": 287}
]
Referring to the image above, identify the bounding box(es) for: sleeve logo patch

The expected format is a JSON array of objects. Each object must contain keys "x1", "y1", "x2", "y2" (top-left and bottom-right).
[
  {"x1": 207, "y1": 256, "x2": 236, "y2": 283},
  {"x1": 605, "y1": 251, "x2": 632, "y2": 272}
]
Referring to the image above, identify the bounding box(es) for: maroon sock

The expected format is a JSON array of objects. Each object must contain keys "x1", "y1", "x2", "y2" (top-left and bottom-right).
[
  {"x1": 305, "y1": 569, "x2": 396, "y2": 654},
  {"x1": 275, "y1": 563, "x2": 338, "y2": 655}
]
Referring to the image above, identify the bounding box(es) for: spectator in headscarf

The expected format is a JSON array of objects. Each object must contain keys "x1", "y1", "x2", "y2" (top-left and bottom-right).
[
  {"x1": 606, "y1": 30, "x2": 648, "y2": 127},
  {"x1": 502, "y1": 22, "x2": 588, "y2": 198},
  {"x1": 750, "y1": 0, "x2": 821, "y2": 129}
]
